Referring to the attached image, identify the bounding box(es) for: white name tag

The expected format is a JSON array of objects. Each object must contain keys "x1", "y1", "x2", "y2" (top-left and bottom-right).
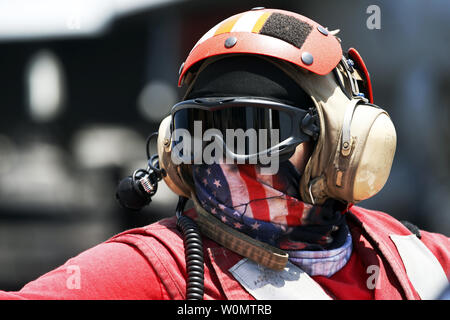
[
  {"x1": 390, "y1": 234, "x2": 448, "y2": 300},
  {"x1": 229, "y1": 258, "x2": 332, "y2": 300}
]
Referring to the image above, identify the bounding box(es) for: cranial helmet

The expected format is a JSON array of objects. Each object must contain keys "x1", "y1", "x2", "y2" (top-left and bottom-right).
[{"x1": 158, "y1": 8, "x2": 396, "y2": 206}]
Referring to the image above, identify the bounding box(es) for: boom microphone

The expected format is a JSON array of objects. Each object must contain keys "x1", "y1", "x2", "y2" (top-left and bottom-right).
[{"x1": 115, "y1": 156, "x2": 163, "y2": 211}]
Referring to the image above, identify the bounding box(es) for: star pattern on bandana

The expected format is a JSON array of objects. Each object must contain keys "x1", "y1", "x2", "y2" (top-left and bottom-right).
[
  {"x1": 213, "y1": 179, "x2": 222, "y2": 188},
  {"x1": 251, "y1": 221, "x2": 260, "y2": 230},
  {"x1": 195, "y1": 165, "x2": 297, "y2": 246},
  {"x1": 192, "y1": 163, "x2": 353, "y2": 278},
  {"x1": 233, "y1": 222, "x2": 243, "y2": 229}
]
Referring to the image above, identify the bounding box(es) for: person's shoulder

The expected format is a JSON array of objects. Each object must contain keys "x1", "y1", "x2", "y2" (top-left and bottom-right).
[
  {"x1": 347, "y1": 205, "x2": 408, "y2": 232},
  {"x1": 143, "y1": 215, "x2": 178, "y2": 232},
  {"x1": 349, "y1": 205, "x2": 397, "y2": 220},
  {"x1": 349, "y1": 205, "x2": 448, "y2": 239},
  {"x1": 348, "y1": 205, "x2": 449, "y2": 257},
  {"x1": 105, "y1": 216, "x2": 179, "y2": 245},
  {"x1": 105, "y1": 215, "x2": 186, "y2": 272}
]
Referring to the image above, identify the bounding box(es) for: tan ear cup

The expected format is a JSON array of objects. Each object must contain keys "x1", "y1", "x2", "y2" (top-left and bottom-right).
[
  {"x1": 351, "y1": 112, "x2": 396, "y2": 201},
  {"x1": 157, "y1": 116, "x2": 191, "y2": 198},
  {"x1": 312, "y1": 101, "x2": 397, "y2": 205}
]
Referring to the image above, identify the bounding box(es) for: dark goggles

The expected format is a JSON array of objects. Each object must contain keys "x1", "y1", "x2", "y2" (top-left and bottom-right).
[{"x1": 170, "y1": 97, "x2": 319, "y2": 164}]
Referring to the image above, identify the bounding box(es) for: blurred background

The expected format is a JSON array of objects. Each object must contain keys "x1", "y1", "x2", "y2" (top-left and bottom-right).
[{"x1": 0, "y1": 0, "x2": 448, "y2": 291}]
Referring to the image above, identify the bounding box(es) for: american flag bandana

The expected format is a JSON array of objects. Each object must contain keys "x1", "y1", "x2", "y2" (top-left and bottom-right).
[{"x1": 193, "y1": 162, "x2": 353, "y2": 277}]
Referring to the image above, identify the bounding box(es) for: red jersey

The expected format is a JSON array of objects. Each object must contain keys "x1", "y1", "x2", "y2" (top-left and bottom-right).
[{"x1": 0, "y1": 206, "x2": 448, "y2": 300}]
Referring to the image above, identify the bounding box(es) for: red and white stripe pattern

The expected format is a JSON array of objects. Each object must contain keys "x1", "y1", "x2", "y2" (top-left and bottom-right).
[
  {"x1": 192, "y1": 10, "x2": 272, "y2": 51},
  {"x1": 221, "y1": 164, "x2": 312, "y2": 227}
]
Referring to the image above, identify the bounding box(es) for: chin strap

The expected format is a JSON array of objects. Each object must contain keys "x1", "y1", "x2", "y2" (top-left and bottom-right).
[{"x1": 190, "y1": 193, "x2": 288, "y2": 271}]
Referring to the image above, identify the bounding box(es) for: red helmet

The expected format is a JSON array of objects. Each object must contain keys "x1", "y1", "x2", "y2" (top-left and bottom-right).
[
  {"x1": 178, "y1": 7, "x2": 373, "y2": 103},
  {"x1": 179, "y1": 8, "x2": 341, "y2": 84}
]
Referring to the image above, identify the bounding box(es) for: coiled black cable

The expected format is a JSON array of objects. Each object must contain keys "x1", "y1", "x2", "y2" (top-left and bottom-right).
[{"x1": 176, "y1": 197, "x2": 205, "y2": 300}]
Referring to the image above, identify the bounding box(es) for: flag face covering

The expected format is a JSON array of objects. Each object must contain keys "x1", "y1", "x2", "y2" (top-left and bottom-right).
[{"x1": 193, "y1": 162, "x2": 353, "y2": 277}]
